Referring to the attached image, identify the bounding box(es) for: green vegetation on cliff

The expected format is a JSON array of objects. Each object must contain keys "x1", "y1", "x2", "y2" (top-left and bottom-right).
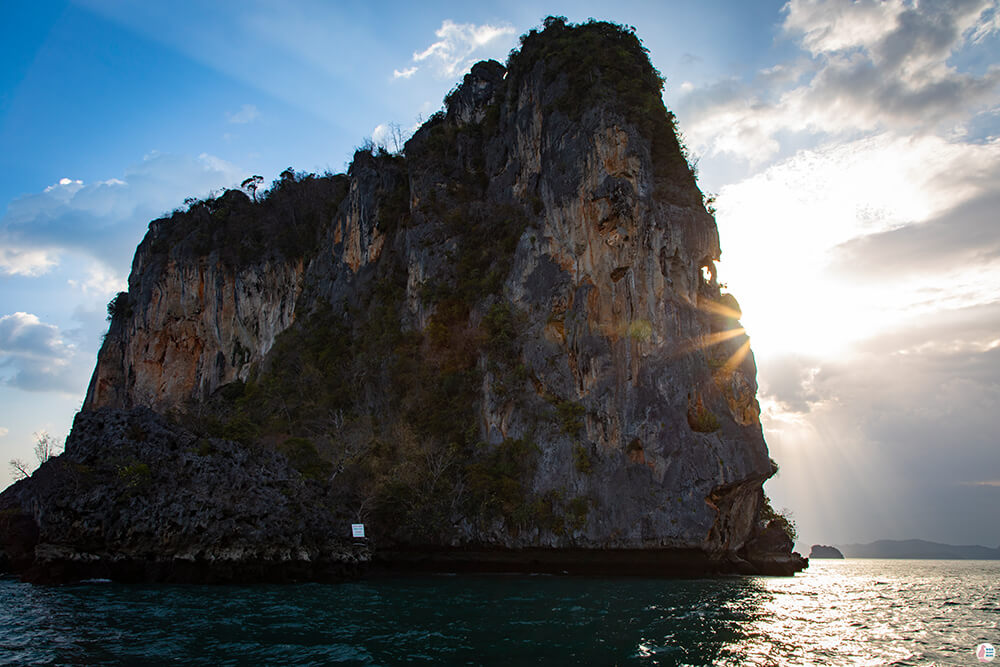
[
  {"x1": 147, "y1": 169, "x2": 348, "y2": 265},
  {"x1": 760, "y1": 493, "x2": 797, "y2": 543}
]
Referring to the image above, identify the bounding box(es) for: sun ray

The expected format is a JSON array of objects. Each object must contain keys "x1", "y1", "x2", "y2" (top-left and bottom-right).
[
  {"x1": 694, "y1": 327, "x2": 747, "y2": 352},
  {"x1": 720, "y1": 338, "x2": 752, "y2": 375},
  {"x1": 670, "y1": 326, "x2": 747, "y2": 359},
  {"x1": 697, "y1": 299, "x2": 742, "y2": 320}
]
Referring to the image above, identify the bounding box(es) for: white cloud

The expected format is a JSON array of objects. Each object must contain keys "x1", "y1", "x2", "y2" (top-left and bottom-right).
[
  {"x1": 407, "y1": 20, "x2": 516, "y2": 78},
  {"x1": 0, "y1": 248, "x2": 59, "y2": 276},
  {"x1": 0, "y1": 312, "x2": 83, "y2": 393},
  {"x1": 783, "y1": 0, "x2": 907, "y2": 54},
  {"x1": 371, "y1": 121, "x2": 417, "y2": 153},
  {"x1": 226, "y1": 103, "x2": 260, "y2": 124},
  {"x1": 678, "y1": 0, "x2": 1000, "y2": 162},
  {"x1": 785, "y1": 0, "x2": 998, "y2": 65},
  {"x1": 372, "y1": 123, "x2": 390, "y2": 144},
  {"x1": 195, "y1": 152, "x2": 240, "y2": 177},
  {"x1": 67, "y1": 263, "x2": 125, "y2": 296},
  {"x1": 0, "y1": 427, "x2": 8, "y2": 437},
  {"x1": 969, "y1": 3, "x2": 1000, "y2": 42},
  {"x1": 0, "y1": 152, "x2": 243, "y2": 277},
  {"x1": 0, "y1": 313, "x2": 72, "y2": 360},
  {"x1": 393, "y1": 66, "x2": 418, "y2": 79},
  {"x1": 45, "y1": 178, "x2": 84, "y2": 194}
]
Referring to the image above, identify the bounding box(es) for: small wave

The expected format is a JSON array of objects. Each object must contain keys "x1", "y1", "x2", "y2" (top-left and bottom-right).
[{"x1": 79, "y1": 578, "x2": 112, "y2": 584}]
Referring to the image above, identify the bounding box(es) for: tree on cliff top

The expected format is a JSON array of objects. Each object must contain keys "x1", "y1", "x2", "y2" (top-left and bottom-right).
[{"x1": 241, "y1": 175, "x2": 264, "y2": 202}]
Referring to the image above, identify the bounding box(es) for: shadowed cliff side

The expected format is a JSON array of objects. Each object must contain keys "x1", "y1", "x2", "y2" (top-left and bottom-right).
[{"x1": 2, "y1": 17, "x2": 804, "y2": 582}]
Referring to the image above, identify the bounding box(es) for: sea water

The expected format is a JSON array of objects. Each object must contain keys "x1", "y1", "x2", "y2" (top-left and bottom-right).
[{"x1": 1, "y1": 559, "x2": 997, "y2": 665}]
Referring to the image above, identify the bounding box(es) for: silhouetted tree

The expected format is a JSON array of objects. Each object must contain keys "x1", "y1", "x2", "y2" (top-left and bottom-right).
[
  {"x1": 8, "y1": 458, "x2": 30, "y2": 480},
  {"x1": 387, "y1": 122, "x2": 407, "y2": 155},
  {"x1": 7, "y1": 431, "x2": 61, "y2": 480},
  {"x1": 33, "y1": 432, "x2": 59, "y2": 464},
  {"x1": 241, "y1": 175, "x2": 264, "y2": 202}
]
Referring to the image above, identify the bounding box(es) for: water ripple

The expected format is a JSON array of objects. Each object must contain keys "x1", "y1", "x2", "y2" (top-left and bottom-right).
[{"x1": 0, "y1": 560, "x2": 997, "y2": 665}]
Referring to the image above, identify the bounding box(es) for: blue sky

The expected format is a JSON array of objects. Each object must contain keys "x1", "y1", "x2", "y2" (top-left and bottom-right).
[{"x1": 2, "y1": 0, "x2": 999, "y2": 549}]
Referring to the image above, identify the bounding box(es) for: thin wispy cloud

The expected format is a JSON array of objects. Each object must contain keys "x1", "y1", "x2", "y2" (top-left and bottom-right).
[
  {"x1": 962, "y1": 479, "x2": 1000, "y2": 487},
  {"x1": 393, "y1": 66, "x2": 418, "y2": 79},
  {"x1": 226, "y1": 104, "x2": 260, "y2": 124},
  {"x1": 402, "y1": 20, "x2": 516, "y2": 79},
  {"x1": 67, "y1": 263, "x2": 124, "y2": 297}
]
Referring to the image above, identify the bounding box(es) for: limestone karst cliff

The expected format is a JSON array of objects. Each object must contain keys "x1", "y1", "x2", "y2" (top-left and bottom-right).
[{"x1": 1, "y1": 17, "x2": 804, "y2": 582}]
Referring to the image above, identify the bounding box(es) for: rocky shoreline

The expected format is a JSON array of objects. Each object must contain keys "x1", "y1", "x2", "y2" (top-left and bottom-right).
[
  {"x1": 372, "y1": 546, "x2": 806, "y2": 578},
  {"x1": 1, "y1": 547, "x2": 804, "y2": 586},
  {"x1": 7, "y1": 553, "x2": 369, "y2": 586}
]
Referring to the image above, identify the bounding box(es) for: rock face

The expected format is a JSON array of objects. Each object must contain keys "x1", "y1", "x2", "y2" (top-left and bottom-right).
[
  {"x1": 85, "y1": 177, "x2": 346, "y2": 411},
  {"x1": 1, "y1": 18, "x2": 804, "y2": 581},
  {"x1": 87, "y1": 253, "x2": 304, "y2": 412}
]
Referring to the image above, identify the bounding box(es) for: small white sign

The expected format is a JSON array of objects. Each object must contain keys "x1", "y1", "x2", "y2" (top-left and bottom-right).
[{"x1": 351, "y1": 523, "x2": 365, "y2": 538}]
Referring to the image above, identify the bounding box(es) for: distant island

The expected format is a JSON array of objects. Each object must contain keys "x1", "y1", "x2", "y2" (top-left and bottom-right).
[
  {"x1": 809, "y1": 545, "x2": 844, "y2": 559},
  {"x1": 838, "y1": 539, "x2": 1000, "y2": 559}
]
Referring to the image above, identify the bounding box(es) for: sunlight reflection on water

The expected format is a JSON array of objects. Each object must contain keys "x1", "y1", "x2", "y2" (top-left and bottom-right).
[{"x1": 712, "y1": 560, "x2": 999, "y2": 666}]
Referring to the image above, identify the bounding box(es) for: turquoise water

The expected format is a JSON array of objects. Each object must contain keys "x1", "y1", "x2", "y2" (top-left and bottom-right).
[{"x1": 1, "y1": 560, "x2": 997, "y2": 665}]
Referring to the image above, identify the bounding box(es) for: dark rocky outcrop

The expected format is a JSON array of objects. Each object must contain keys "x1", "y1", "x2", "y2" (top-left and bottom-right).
[
  {"x1": 0, "y1": 409, "x2": 367, "y2": 584},
  {"x1": 741, "y1": 521, "x2": 808, "y2": 575},
  {"x1": 1, "y1": 17, "x2": 804, "y2": 582},
  {"x1": 809, "y1": 544, "x2": 845, "y2": 559}
]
